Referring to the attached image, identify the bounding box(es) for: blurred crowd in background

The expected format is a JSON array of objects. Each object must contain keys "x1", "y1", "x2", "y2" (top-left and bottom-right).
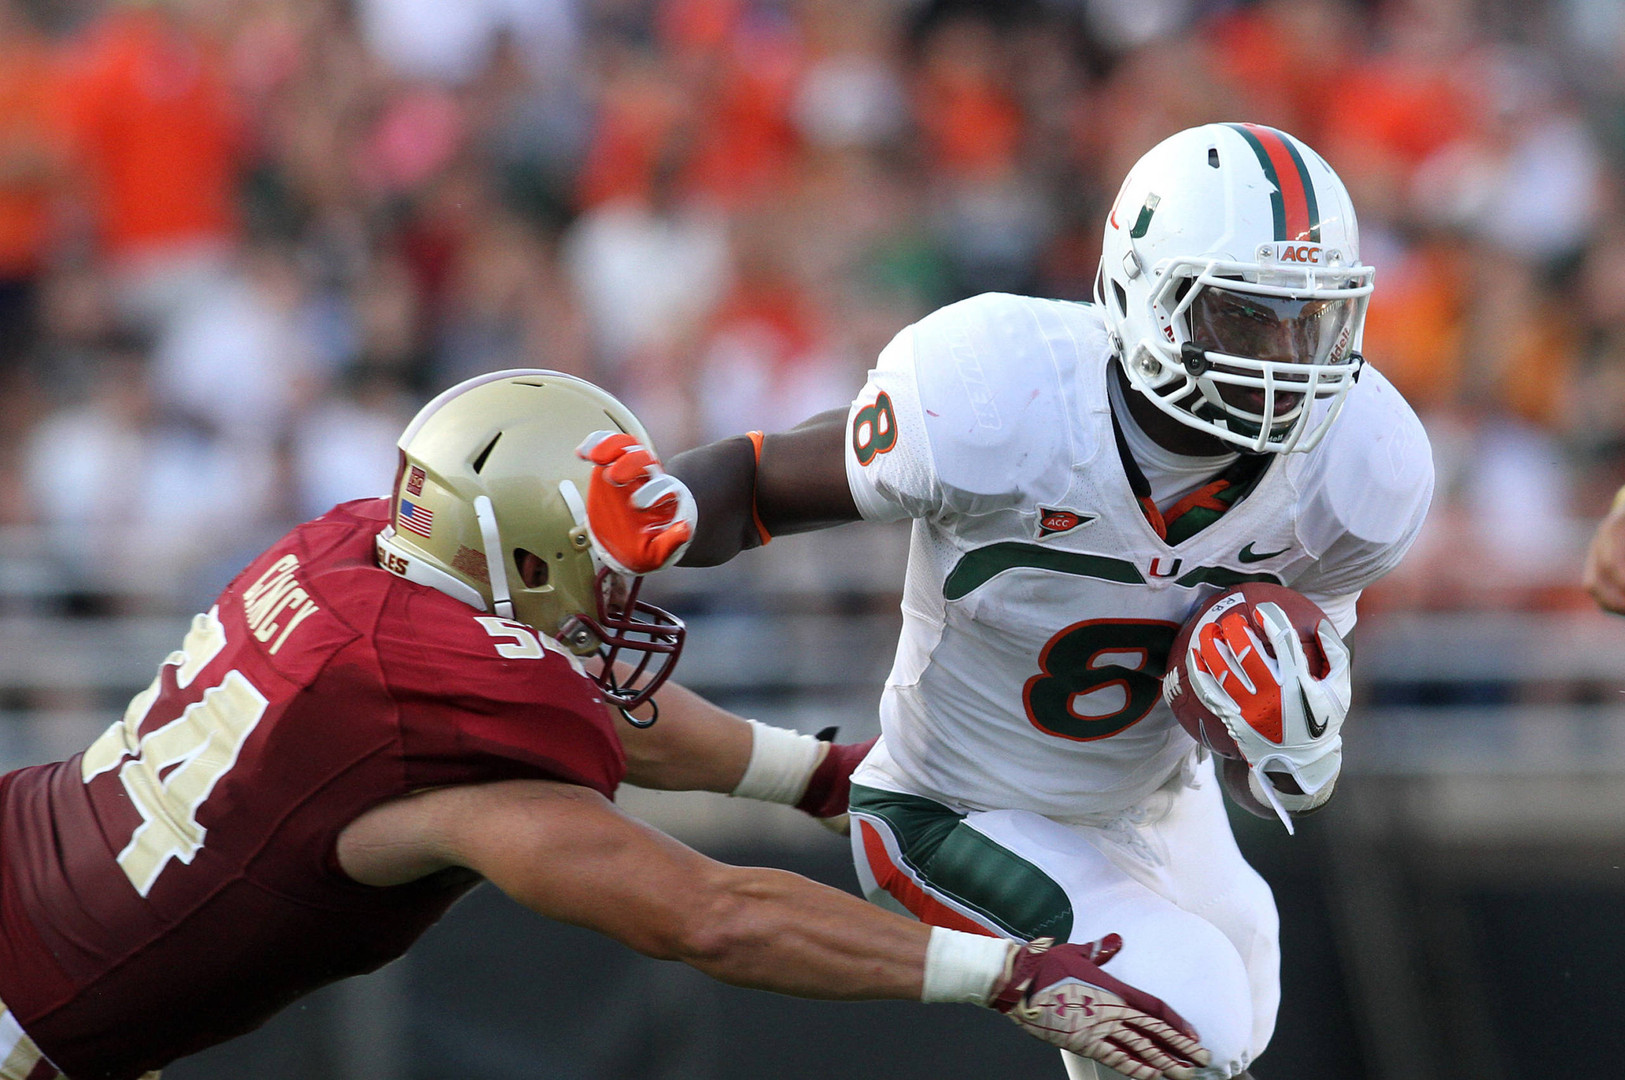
[{"x1": 0, "y1": 0, "x2": 1620, "y2": 612}]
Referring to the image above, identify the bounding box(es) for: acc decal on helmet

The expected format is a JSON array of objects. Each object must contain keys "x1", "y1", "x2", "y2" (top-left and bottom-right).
[
  {"x1": 375, "y1": 369, "x2": 684, "y2": 715},
  {"x1": 1096, "y1": 123, "x2": 1374, "y2": 454}
]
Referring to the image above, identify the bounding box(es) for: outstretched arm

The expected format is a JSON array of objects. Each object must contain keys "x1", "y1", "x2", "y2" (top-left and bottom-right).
[
  {"x1": 669, "y1": 409, "x2": 860, "y2": 566},
  {"x1": 581, "y1": 410, "x2": 859, "y2": 574},
  {"x1": 612, "y1": 674, "x2": 874, "y2": 830},
  {"x1": 340, "y1": 779, "x2": 930, "y2": 999},
  {"x1": 336, "y1": 779, "x2": 1211, "y2": 1077}
]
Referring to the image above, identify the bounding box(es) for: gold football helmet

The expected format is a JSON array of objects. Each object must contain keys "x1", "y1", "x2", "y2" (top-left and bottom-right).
[{"x1": 376, "y1": 369, "x2": 683, "y2": 713}]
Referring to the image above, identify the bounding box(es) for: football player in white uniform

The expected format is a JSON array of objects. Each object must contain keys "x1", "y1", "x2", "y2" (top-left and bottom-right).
[{"x1": 580, "y1": 124, "x2": 1434, "y2": 1079}]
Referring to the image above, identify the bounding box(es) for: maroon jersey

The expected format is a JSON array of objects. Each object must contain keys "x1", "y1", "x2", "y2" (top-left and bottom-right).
[{"x1": 0, "y1": 499, "x2": 626, "y2": 1079}]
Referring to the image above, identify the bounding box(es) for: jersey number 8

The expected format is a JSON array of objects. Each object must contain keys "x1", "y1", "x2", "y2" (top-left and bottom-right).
[{"x1": 1023, "y1": 619, "x2": 1179, "y2": 741}]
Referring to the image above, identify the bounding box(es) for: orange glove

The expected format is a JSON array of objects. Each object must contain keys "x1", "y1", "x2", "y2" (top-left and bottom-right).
[
  {"x1": 1193, "y1": 609, "x2": 1284, "y2": 741},
  {"x1": 576, "y1": 431, "x2": 696, "y2": 575}
]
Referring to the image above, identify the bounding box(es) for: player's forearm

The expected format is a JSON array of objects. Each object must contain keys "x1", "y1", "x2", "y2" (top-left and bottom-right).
[
  {"x1": 617, "y1": 678, "x2": 754, "y2": 792},
  {"x1": 672, "y1": 863, "x2": 933, "y2": 1000},
  {"x1": 667, "y1": 436, "x2": 765, "y2": 566},
  {"x1": 667, "y1": 410, "x2": 861, "y2": 566},
  {"x1": 618, "y1": 688, "x2": 853, "y2": 823},
  {"x1": 459, "y1": 787, "x2": 930, "y2": 999}
]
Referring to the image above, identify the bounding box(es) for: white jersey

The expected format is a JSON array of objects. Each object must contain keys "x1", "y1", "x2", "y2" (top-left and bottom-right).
[{"x1": 844, "y1": 293, "x2": 1433, "y2": 818}]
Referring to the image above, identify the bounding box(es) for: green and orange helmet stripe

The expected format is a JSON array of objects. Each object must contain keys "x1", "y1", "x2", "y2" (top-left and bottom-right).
[{"x1": 1226, "y1": 122, "x2": 1321, "y2": 243}]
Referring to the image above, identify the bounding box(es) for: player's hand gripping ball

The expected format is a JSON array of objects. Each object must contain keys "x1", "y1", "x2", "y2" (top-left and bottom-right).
[{"x1": 1161, "y1": 583, "x2": 1350, "y2": 831}]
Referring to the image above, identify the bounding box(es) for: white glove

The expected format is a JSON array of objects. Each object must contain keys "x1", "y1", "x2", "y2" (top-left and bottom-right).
[{"x1": 1185, "y1": 601, "x2": 1350, "y2": 833}]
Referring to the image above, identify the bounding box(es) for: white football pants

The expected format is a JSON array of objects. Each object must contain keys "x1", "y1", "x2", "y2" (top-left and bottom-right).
[{"x1": 850, "y1": 754, "x2": 1277, "y2": 1079}]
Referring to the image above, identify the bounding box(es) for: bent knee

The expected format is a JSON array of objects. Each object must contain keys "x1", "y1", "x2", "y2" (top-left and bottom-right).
[
  {"x1": 1171, "y1": 963, "x2": 1254, "y2": 1076},
  {"x1": 1101, "y1": 918, "x2": 1256, "y2": 1075}
]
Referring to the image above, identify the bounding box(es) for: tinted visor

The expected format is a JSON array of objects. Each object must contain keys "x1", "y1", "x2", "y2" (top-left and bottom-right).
[{"x1": 1189, "y1": 285, "x2": 1359, "y2": 369}]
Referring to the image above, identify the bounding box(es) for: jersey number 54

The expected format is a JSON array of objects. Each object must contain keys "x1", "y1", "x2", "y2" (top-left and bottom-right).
[{"x1": 80, "y1": 607, "x2": 269, "y2": 898}]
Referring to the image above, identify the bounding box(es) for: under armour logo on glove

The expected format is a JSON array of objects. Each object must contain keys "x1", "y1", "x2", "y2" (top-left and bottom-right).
[
  {"x1": 577, "y1": 431, "x2": 698, "y2": 576},
  {"x1": 1050, "y1": 991, "x2": 1099, "y2": 1017},
  {"x1": 990, "y1": 936, "x2": 1209, "y2": 1079}
]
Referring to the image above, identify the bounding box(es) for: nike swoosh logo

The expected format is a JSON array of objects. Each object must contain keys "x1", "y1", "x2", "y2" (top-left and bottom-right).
[
  {"x1": 1302, "y1": 686, "x2": 1326, "y2": 738},
  {"x1": 1239, "y1": 542, "x2": 1290, "y2": 563}
]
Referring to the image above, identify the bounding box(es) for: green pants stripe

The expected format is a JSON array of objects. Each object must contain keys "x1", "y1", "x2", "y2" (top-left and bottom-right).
[{"x1": 850, "y1": 784, "x2": 1074, "y2": 941}]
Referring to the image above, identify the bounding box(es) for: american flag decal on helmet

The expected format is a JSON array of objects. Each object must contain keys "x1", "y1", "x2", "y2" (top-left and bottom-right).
[{"x1": 398, "y1": 498, "x2": 434, "y2": 538}]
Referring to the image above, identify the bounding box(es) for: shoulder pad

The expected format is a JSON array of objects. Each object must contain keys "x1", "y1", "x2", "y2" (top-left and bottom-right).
[
  {"x1": 1302, "y1": 366, "x2": 1434, "y2": 547},
  {"x1": 903, "y1": 294, "x2": 1100, "y2": 504}
]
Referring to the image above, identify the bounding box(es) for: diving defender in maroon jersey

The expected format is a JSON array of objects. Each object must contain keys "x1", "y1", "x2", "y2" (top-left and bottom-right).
[{"x1": 0, "y1": 371, "x2": 1209, "y2": 1080}]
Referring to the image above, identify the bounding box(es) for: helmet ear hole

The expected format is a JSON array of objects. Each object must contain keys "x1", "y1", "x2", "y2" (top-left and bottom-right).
[{"x1": 515, "y1": 548, "x2": 549, "y2": 589}]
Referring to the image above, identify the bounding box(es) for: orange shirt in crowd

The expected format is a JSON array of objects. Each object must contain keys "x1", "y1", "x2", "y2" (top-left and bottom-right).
[
  {"x1": 1360, "y1": 240, "x2": 1466, "y2": 413},
  {"x1": 1318, "y1": 59, "x2": 1473, "y2": 171},
  {"x1": 0, "y1": 32, "x2": 61, "y2": 278},
  {"x1": 58, "y1": 8, "x2": 240, "y2": 260},
  {"x1": 913, "y1": 68, "x2": 1022, "y2": 179}
]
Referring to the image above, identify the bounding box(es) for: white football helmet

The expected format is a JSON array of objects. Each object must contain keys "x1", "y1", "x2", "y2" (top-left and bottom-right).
[
  {"x1": 376, "y1": 369, "x2": 683, "y2": 714},
  {"x1": 1096, "y1": 123, "x2": 1374, "y2": 453}
]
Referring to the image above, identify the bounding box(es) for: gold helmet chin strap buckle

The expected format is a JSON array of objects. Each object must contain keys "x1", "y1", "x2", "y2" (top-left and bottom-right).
[{"x1": 472, "y1": 495, "x2": 514, "y2": 620}]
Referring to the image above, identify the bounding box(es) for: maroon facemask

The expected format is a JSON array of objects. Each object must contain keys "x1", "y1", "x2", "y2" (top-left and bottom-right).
[{"x1": 559, "y1": 569, "x2": 684, "y2": 723}]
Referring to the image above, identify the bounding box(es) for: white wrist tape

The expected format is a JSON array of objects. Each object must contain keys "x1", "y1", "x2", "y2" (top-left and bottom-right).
[
  {"x1": 921, "y1": 927, "x2": 1016, "y2": 1005},
  {"x1": 729, "y1": 719, "x2": 825, "y2": 805}
]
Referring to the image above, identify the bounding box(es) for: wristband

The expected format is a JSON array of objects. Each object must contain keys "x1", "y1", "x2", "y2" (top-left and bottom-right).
[
  {"x1": 729, "y1": 719, "x2": 825, "y2": 805},
  {"x1": 746, "y1": 430, "x2": 773, "y2": 545},
  {"x1": 921, "y1": 927, "x2": 1015, "y2": 1005}
]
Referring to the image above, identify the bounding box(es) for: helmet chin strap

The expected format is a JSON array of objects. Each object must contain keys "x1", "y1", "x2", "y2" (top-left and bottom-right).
[{"x1": 472, "y1": 494, "x2": 515, "y2": 620}]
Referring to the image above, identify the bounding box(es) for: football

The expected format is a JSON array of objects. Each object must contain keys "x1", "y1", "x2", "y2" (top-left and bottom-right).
[{"x1": 1161, "y1": 582, "x2": 1333, "y2": 758}]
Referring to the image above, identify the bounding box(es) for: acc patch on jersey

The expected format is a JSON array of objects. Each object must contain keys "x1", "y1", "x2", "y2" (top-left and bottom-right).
[{"x1": 1036, "y1": 507, "x2": 1095, "y2": 539}]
